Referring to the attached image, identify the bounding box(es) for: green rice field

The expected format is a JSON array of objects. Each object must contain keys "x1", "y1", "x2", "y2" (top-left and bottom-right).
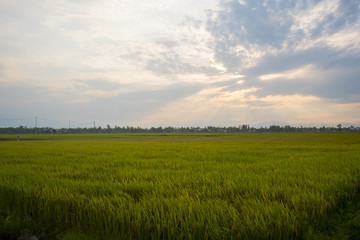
[{"x1": 0, "y1": 133, "x2": 359, "y2": 239}]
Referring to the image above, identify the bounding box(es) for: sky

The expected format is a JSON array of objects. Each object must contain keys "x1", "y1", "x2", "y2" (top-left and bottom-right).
[{"x1": 0, "y1": 0, "x2": 359, "y2": 128}]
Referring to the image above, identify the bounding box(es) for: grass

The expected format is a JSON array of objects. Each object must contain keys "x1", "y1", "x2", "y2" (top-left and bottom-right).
[
  {"x1": 304, "y1": 192, "x2": 360, "y2": 239},
  {"x1": 0, "y1": 133, "x2": 359, "y2": 239}
]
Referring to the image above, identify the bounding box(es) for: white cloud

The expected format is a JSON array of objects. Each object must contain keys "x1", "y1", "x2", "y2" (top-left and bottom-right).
[
  {"x1": 232, "y1": 44, "x2": 276, "y2": 68},
  {"x1": 288, "y1": 0, "x2": 360, "y2": 54},
  {"x1": 293, "y1": 23, "x2": 360, "y2": 53},
  {"x1": 1, "y1": 0, "x2": 359, "y2": 127},
  {"x1": 35, "y1": 0, "x2": 221, "y2": 91},
  {"x1": 134, "y1": 86, "x2": 352, "y2": 127},
  {"x1": 258, "y1": 64, "x2": 313, "y2": 81},
  {"x1": 258, "y1": 94, "x2": 321, "y2": 108},
  {"x1": 238, "y1": 0, "x2": 246, "y2": 6},
  {"x1": 320, "y1": 25, "x2": 360, "y2": 52},
  {"x1": 0, "y1": 58, "x2": 23, "y2": 82},
  {"x1": 290, "y1": 0, "x2": 341, "y2": 36}
]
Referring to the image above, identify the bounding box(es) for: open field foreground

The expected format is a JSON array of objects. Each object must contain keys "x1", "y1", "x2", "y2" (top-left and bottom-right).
[{"x1": 0, "y1": 133, "x2": 359, "y2": 239}]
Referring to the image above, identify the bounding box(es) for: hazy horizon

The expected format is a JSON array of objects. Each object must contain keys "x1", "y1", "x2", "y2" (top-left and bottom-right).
[{"x1": 1, "y1": 0, "x2": 359, "y2": 128}]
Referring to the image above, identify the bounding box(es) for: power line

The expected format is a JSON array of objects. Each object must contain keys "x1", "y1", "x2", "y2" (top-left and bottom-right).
[
  {"x1": 0, "y1": 116, "x2": 98, "y2": 129},
  {"x1": 40, "y1": 118, "x2": 68, "y2": 123}
]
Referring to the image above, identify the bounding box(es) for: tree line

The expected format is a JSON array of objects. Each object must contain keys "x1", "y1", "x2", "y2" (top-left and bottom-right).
[{"x1": 0, "y1": 124, "x2": 359, "y2": 134}]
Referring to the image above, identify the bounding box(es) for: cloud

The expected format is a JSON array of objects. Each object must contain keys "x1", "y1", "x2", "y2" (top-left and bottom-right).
[
  {"x1": 0, "y1": 0, "x2": 359, "y2": 127},
  {"x1": 142, "y1": 18, "x2": 220, "y2": 77},
  {"x1": 289, "y1": 0, "x2": 359, "y2": 39},
  {"x1": 0, "y1": 59, "x2": 23, "y2": 82},
  {"x1": 206, "y1": 0, "x2": 294, "y2": 70},
  {"x1": 137, "y1": 85, "x2": 360, "y2": 127},
  {"x1": 206, "y1": 0, "x2": 360, "y2": 71},
  {"x1": 289, "y1": 0, "x2": 340, "y2": 36},
  {"x1": 258, "y1": 64, "x2": 314, "y2": 81},
  {"x1": 202, "y1": 0, "x2": 360, "y2": 108}
]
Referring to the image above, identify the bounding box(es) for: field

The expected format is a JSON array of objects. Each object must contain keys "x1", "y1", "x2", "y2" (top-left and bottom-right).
[{"x1": 0, "y1": 133, "x2": 359, "y2": 239}]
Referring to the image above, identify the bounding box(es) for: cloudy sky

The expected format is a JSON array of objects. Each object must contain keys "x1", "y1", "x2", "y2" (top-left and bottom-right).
[{"x1": 1, "y1": 0, "x2": 359, "y2": 128}]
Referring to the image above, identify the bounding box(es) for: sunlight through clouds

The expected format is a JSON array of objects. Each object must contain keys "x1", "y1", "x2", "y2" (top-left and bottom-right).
[{"x1": 0, "y1": 0, "x2": 359, "y2": 127}]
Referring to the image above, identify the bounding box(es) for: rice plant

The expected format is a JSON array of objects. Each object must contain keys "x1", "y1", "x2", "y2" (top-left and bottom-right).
[{"x1": 0, "y1": 133, "x2": 359, "y2": 239}]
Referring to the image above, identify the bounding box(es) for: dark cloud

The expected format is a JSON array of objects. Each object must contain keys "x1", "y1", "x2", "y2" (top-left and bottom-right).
[
  {"x1": 245, "y1": 47, "x2": 346, "y2": 76},
  {"x1": 308, "y1": 1, "x2": 360, "y2": 38},
  {"x1": 1, "y1": 0, "x2": 359, "y2": 126},
  {"x1": 203, "y1": 0, "x2": 360, "y2": 103},
  {"x1": 206, "y1": 0, "x2": 294, "y2": 70},
  {"x1": 241, "y1": 45, "x2": 360, "y2": 100},
  {"x1": 0, "y1": 83, "x2": 68, "y2": 124},
  {"x1": 84, "y1": 83, "x2": 205, "y2": 124},
  {"x1": 0, "y1": 81, "x2": 204, "y2": 126},
  {"x1": 331, "y1": 0, "x2": 359, "y2": 28},
  {"x1": 206, "y1": 0, "x2": 360, "y2": 68}
]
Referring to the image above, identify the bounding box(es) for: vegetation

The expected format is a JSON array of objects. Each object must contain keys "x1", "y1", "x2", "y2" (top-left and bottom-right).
[
  {"x1": 0, "y1": 133, "x2": 359, "y2": 239},
  {"x1": 0, "y1": 123, "x2": 359, "y2": 134}
]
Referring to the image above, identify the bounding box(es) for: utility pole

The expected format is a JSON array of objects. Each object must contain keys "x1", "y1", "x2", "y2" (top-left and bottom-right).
[
  {"x1": 35, "y1": 117, "x2": 38, "y2": 134},
  {"x1": 93, "y1": 121, "x2": 96, "y2": 129}
]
